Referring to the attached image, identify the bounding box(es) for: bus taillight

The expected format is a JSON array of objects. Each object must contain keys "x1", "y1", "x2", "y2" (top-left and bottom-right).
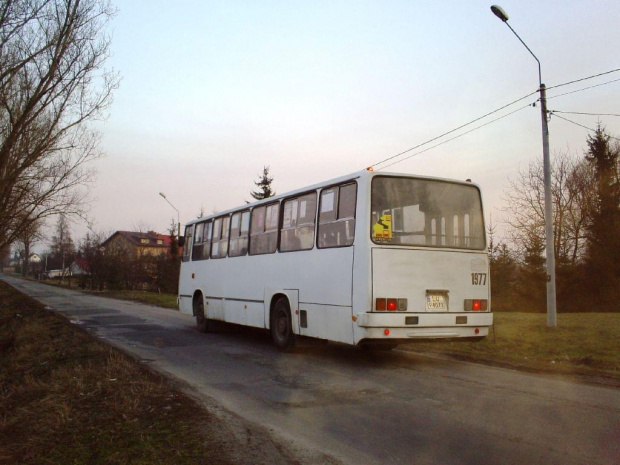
[
  {"x1": 376, "y1": 298, "x2": 408, "y2": 311},
  {"x1": 464, "y1": 299, "x2": 488, "y2": 311}
]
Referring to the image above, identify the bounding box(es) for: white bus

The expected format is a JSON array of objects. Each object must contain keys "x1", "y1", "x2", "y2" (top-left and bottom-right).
[{"x1": 178, "y1": 169, "x2": 492, "y2": 350}]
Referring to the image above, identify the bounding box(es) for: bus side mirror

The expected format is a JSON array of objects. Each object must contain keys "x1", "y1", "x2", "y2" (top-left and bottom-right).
[{"x1": 178, "y1": 236, "x2": 185, "y2": 247}]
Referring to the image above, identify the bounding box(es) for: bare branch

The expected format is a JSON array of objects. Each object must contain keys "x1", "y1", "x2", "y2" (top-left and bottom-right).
[{"x1": 0, "y1": 0, "x2": 119, "y2": 250}]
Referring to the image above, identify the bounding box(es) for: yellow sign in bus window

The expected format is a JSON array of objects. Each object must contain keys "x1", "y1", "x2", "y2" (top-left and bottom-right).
[{"x1": 373, "y1": 214, "x2": 393, "y2": 242}]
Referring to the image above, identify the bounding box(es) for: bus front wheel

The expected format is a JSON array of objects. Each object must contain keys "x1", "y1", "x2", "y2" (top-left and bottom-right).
[
  {"x1": 271, "y1": 298, "x2": 295, "y2": 351},
  {"x1": 194, "y1": 296, "x2": 210, "y2": 333}
]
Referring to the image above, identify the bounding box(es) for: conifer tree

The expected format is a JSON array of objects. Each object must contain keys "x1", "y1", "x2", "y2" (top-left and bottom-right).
[
  {"x1": 251, "y1": 166, "x2": 276, "y2": 200},
  {"x1": 583, "y1": 125, "x2": 620, "y2": 303}
]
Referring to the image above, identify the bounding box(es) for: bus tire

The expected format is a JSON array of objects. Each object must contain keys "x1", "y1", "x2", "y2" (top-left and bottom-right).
[
  {"x1": 271, "y1": 297, "x2": 295, "y2": 351},
  {"x1": 194, "y1": 295, "x2": 210, "y2": 333}
]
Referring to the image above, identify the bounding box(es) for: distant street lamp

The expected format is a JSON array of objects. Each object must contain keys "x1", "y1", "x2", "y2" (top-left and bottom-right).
[
  {"x1": 159, "y1": 192, "x2": 181, "y2": 237},
  {"x1": 491, "y1": 5, "x2": 557, "y2": 327}
]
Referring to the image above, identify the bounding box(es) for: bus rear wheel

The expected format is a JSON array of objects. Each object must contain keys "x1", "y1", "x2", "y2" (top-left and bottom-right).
[
  {"x1": 194, "y1": 296, "x2": 210, "y2": 333},
  {"x1": 271, "y1": 298, "x2": 295, "y2": 351}
]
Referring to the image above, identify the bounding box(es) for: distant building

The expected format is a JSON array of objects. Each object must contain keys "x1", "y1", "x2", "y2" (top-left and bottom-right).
[
  {"x1": 70, "y1": 257, "x2": 90, "y2": 276},
  {"x1": 101, "y1": 231, "x2": 178, "y2": 258}
]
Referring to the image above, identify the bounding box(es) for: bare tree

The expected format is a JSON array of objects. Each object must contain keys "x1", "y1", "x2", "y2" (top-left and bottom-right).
[
  {"x1": 0, "y1": 0, "x2": 120, "y2": 251},
  {"x1": 14, "y1": 217, "x2": 44, "y2": 276},
  {"x1": 50, "y1": 213, "x2": 75, "y2": 281},
  {"x1": 502, "y1": 151, "x2": 588, "y2": 266}
]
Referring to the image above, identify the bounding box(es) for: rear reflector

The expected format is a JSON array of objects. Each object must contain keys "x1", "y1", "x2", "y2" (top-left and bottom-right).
[{"x1": 376, "y1": 298, "x2": 386, "y2": 311}]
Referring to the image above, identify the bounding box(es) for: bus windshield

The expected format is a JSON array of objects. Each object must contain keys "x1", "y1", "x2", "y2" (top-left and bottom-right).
[{"x1": 371, "y1": 176, "x2": 485, "y2": 250}]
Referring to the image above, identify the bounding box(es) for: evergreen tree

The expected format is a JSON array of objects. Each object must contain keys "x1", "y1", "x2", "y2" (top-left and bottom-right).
[
  {"x1": 583, "y1": 125, "x2": 620, "y2": 305},
  {"x1": 490, "y1": 244, "x2": 518, "y2": 311},
  {"x1": 516, "y1": 227, "x2": 546, "y2": 312},
  {"x1": 250, "y1": 166, "x2": 275, "y2": 200},
  {"x1": 169, "y1": 219, "x2": 179, "y2": 258}
]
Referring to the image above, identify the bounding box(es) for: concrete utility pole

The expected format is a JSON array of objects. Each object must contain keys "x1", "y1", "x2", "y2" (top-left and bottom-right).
[{"x1": 491, "y1": 5, "x2": 557, "y2": 327}]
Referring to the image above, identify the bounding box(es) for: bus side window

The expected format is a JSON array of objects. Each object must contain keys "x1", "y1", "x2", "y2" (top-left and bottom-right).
[
  {"x1": 211, "y1": 215, "x2": 230, "y2": 259},
  {"x1": 192, "y1": 221, "x2": 210, "y2": 260},
  {"x1": 182, "y1": 225, "x2": 193, "y2": 262},
  {"x1": 318, "y1": 182, "x2": 357, "y2": 248},
  {"x1": 229, "y1": 210, "x2": 249, "y2": 257},
  {"x1": 280, "y1": 192, "x2": 316, "y2": 252},
  {"x1": 240, "y1": 211, "x2": 250, "y2": 255},
  {"x1": 249, "y1": 203, "x2": 279, "y2": 255},
  {"x1": 192, "y1": 222, "x2": 204, "y2": 259}
]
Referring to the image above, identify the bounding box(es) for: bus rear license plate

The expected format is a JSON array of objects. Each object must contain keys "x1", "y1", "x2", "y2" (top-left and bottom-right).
[{"x1": 426, "y1": 294, "x2": 447, "y2": 311}]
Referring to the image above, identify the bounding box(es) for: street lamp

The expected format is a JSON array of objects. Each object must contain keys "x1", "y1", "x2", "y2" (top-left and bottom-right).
[
  {"x1": 491, "y1": 5, "x2": 557, "y2": 327},
  {"x1": 159, "y1": 192, "x2": 181, "y2": 238}
]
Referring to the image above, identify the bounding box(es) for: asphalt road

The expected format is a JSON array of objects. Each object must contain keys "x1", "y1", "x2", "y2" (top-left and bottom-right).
[{"x1": 3, "y1": 274, "x2": 619, "y2": 465}]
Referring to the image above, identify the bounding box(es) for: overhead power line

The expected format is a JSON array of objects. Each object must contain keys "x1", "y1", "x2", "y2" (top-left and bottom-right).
[
  {"x1": 546, "y1": 68, "x2": 620, "y2": 90},
  {"x1": 378, "y1": 104, "x2": 531, "y2": 171},
  {"x1": 551, "y1": 110, "x2": 620, "y2": 117},
  {"x1": 369, "y1": 68, "x2": 620, "y2": 171},
  {"x1": 552, "y1": 113, "x2": 620, "y2": 142},
  {"x1": 547, "y1": 77, "x2": 620, "y2": 100},
  {"x1": 369, "y1": 90, "x2": 537, "y2": 169}
]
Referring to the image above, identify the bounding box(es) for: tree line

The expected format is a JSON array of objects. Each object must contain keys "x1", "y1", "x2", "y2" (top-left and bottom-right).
[
  {"x1": 10, "y1": 218, "x2": 182, "y2": 294},
  {"x1": 490, "y1": 124, "x2": 620, "y2": 312}
]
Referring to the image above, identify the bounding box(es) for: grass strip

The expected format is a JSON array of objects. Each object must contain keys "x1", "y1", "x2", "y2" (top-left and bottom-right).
[
  {"x1": 0, "y1": 281, "x2": 235, "y2": 464},
  {"x1": 86, "y1": 289, "x2": 178, "y2": 309},
  {"x1": 401, "y1": 312, "x2": 620, "y2": 383}
]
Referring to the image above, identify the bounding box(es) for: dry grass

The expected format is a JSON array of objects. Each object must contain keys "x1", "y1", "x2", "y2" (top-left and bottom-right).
[
  {"x1": 91, "y1": 290, "x2": 178, "y2": 309},
  {"x1": 401, "y1": 312, "x2": 620, "y2": 384},
  {"x1": 40, "y1": 278, "x2": 179, "y2": 309},
  {"x1": 0, "y1": 281, "x2": 235, "y2": 464}
]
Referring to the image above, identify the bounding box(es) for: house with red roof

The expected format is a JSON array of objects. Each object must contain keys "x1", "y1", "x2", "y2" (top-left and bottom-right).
[{"x1": 101, "y1": 231, "x2": 180, "y2": 258}]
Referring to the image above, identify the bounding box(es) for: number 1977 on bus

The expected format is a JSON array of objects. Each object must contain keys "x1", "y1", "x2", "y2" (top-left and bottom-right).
[{"x1": 471, "y1": 273, "x2": 487, "y2": 286}]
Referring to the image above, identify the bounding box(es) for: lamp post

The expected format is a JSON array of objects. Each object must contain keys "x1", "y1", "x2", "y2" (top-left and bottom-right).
[
  {"x1": 159, "y1": 192, "x2": 181, "y2": 238},
  {"x1": 491, "y1": 5, "x2": 557, "y2": 327}
]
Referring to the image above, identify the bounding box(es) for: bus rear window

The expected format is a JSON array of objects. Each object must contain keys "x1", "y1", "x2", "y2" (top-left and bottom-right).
[{"x1": 371, "y1": 176, "x2": 485, "y2": 250}]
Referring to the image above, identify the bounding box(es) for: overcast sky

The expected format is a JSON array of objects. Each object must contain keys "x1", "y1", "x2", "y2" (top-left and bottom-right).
[{"x1": 58, "y1": 0, "x2": 620, "y2": 247}]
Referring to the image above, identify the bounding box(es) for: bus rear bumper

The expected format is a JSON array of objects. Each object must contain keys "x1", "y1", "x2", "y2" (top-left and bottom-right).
[{"x1": 355, "y1": 312, "x2": 493, "y2": 340}]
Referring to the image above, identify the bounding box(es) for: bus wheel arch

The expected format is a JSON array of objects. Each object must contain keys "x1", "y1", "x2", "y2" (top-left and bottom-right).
[
  {"x1": 193, "y1": 291, "x2": 210, "y2": 333},
  {"x1": 270, "y1": 295, "x2": 295, "y2": 351}
]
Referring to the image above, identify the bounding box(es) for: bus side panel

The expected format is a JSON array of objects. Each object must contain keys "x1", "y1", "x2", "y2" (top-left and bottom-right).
[
  {"x1": 296, "y1": 247, "x2": 354, "y2": 307},
  {"x1": 179, "y1": 295, "x2": 193, "y2": 315},
  {"x1": 298, "y1": 303, "x2": 355, "y2": 344},
  {"x1": 178, "y1": 260, "x2": 199, "y2": 315},
  {"x1": 224, "y1": 299, "x2": 265, "y2": 328},
  {"x1": 206, "y1": 297, "x2": 224, "y2": 320}
]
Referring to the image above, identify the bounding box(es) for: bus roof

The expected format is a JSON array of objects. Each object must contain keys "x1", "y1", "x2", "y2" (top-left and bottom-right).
[{"x1": 186, "y1": 169, "x2": 481, "y2": 225}]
